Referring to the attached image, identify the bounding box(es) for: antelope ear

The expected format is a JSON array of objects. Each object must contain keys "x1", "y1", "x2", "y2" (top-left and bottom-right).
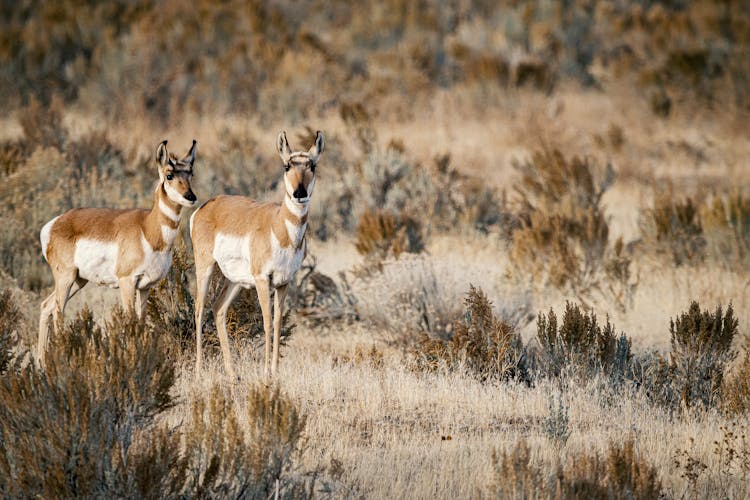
[
  {"x1": 156, "y1": 140, "x2": 169, "y2": 166},
  {"x1": 308, "y1": 131, "x2": 325, "y2": 163},
  {"x1": 277, "y1": 131, "x2": 292, "y2": 164},
  {"x1": 183, "y1": 139, "x2": 197, "y2": 166}
]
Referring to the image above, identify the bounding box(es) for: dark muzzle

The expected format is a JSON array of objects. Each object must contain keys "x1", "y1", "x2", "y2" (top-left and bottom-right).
[{"x1": 292, "y1": 184, "x2": 308, "y2": 200}]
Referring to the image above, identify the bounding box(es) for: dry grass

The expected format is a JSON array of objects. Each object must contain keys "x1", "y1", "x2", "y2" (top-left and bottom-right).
[{"x1": 0, "y1": 1, "x2": 749, "y2": 497}]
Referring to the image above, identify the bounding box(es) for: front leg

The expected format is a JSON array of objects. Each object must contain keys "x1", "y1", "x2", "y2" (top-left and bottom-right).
[
  {"x1": 118, "y1": 277, "x2": 137, "y2": 316},
  {"x1": 271, "y1": 284, "x2": 288, "y2": 377},
  {"x1": 255, "y1": 278, "x2": 273, "y2": 382}
]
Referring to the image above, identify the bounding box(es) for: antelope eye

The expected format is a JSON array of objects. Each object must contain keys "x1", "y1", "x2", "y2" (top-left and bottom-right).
[
  {"x1": 166, "y1": 173, "x2": 173, "y2": 180},
  {"x1": 311, "y1": 163, "x2": 316, "y2": 173},
  {"x1": 284, "y1": 164, "x2": 290, "y2": 172}
]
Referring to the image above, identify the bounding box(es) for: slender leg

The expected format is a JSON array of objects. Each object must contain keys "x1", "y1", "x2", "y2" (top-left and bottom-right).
[
  {"x1": 212, "y1": 279, "x2": 242, "y2": 380},
  {"x1": 118, "y1": 277, "x2": 137, "y2": 316},
  {"x1": 271, "y1": 284, "x2": 288, "y2": 377},
  {"x1": 193, "y1": 261, "x2": 214, "y2": 376},
  {"x1": 255, "y1": 278, "x2": 273, "y2": 381},
  {"x1": 135, "y1": 288, "x2": 150, "y2": 320},
  {"x1": 38, "y1": 274, "x2": 84, "y2": 365},
  {"x1": 37, "y1": 292, "x2": 56, "y2": 365}
]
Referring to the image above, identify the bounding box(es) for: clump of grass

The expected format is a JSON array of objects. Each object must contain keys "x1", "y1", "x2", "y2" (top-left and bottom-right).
[
  {"x1": 415, "y1": 285, "x2": 528, "y2": 383},
  {"x1": 491, "y1": 439, "x2": 663, "y2": 499},
  {"x1": 536, "y1": 301, "x2": 632, "y2": 381}
]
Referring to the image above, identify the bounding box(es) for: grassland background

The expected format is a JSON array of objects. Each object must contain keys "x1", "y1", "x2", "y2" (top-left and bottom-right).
[{"x1": 1, "y1": 1, "x2": 750, "y2": 498}]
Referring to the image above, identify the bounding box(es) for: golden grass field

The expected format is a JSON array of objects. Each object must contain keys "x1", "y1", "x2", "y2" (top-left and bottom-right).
[{"x1": 1, "y1": 1, "x2": 750, "y2": 498}]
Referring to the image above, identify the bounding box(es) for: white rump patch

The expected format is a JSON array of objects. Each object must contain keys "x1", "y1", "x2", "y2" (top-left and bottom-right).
[
  {"x1": 159, "y1": 198, "x2": 180, "y2": 223},
  {"x1": 213, "y1": 233, "x2": 255, "y2": 287},
  {"x1": 40, "y1": 215, "x2": 61, "y2": 261},
  {"x1": 74, "y1": 238, "x2": 119, "y2": 285}
]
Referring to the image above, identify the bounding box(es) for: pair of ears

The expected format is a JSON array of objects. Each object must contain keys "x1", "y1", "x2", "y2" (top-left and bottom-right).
[
  {"x1": 154, "y1": 131, "x2": 325, "y2": 168},
  {"x1": 277, "y1": 130, "x2": 325, "y2": 164},
  {"x1": 156, "y1": 140, "x2": 196, "y2": 168}
]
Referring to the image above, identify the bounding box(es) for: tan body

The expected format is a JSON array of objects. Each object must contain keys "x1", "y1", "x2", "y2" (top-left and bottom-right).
[
  {"x1": 191, "y1": 131, "x2": 324, "y2": 380},
  {"x1": 37, "y1": 140, "x2": 197, "y2": 363}
]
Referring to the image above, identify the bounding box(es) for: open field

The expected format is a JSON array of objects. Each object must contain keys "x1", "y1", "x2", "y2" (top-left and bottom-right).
[{"x1": 1, "y1": 1, "x2": 750, "y2": 498}]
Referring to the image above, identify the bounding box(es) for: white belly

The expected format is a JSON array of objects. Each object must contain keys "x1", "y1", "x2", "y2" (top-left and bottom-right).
[
  {"x1": 74, "y1": 238, "x2": 118, "y2": 285},
  {"x1": 135, "y1": 235, "x2": 172, "y2": 289},
  {"x1": 214, "y1": 233, "x2": 256, "y2": 287}
]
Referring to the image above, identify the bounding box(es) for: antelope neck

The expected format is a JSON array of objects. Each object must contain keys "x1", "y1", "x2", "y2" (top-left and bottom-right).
[
  {"x1": 282, "y1": 194, "x2": 309, "y2": 225},
  {"x1": 149, "y1": 184, "x2": 182, "y2": 229}
]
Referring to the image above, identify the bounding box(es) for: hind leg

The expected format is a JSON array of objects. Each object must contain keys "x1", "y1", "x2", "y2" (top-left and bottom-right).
[
  {"x1": 212, "y1": 278, "x2": 241, "y2": 380},
  {"x1": 193, "y1": 257, "x2": 215, "y2": 376},
  {"x1": 38, "y1": 274, "x2": 86, "y2": 364}
]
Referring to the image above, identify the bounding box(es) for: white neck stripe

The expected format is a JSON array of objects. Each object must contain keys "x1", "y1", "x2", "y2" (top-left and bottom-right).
[
  {"x1": 284, "y1": 195, "x2": 309, "y2": 217},
  {"x1": 159, "y1": 198, "x2": 180, "y2": 223}
]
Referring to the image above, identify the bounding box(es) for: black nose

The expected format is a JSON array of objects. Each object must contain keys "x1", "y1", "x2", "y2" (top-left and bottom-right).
[
  {"x1": 185, "y1": 191, "x2": 197, "y2": 202},
  {"x1": 293, "y1": 184, "x2": 308, "y2": 199}
]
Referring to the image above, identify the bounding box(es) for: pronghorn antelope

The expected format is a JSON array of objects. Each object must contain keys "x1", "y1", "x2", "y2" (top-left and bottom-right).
[
  {"x1": 37, "y1": 140, "x2": 198, "y2": 363},
  {"x1": 190, "y1": 131, "x2": 324, "y2": 380}
]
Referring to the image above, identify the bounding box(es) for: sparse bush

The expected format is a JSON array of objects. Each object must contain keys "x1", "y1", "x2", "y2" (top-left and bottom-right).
[
  {"x1": 543, "y1": 393, "x2": 570, "y2": 447},
  {"x1": 702, "y1": 191, "x2": 750, "y2": 269},
  {"x1": 642, "y1": 191, "x2": 706, "y2": 266},
  {"x1": 0, "y1": 304, "x2": 311, "y2": 498},
  {"x1": 0, "y1": 289, "x2": 22, "y2": 373},
  {"x1": 355, "y1": 208, "x2": 425, "y2": 261},
  {"x1": 667, "y1": 301, "x2": 738, "y2": 409},
  {"x1": 722, "y1": 340, "x2": 750, "y2": 415},
  {"x1": 0, "y1": 307, "x2": 176, "y2": 497},
  {"x1": 182, "y1": 384, "x2": 310, "y2": 499},
  {"x1": 491, "y1": 439, "x2": 663, "y2": 499},
  {"x1": 17, "y1": 95, "x2": 67, "y2": 150},
  {"x1": 288, "y1": 259, "x2": 357, "y2": 325},
  {"x1": 536, "y1": 302, "x2": 631, "y2": 380},
  {"x1": 674, "y1": 425, "x2": 750, "y2": 499},
  {"x1": 415, "y1": 285, "x2": 528, "y2": 382},
  {"x1": 147, "y1": 244, "x2": 295, "y2": 358},
  {"x1": 146, "y1": 244, "x2": 197, "y2": 352},
  {"x1": 510, "y1": 147, "x2": 623, "y2": 297}
]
